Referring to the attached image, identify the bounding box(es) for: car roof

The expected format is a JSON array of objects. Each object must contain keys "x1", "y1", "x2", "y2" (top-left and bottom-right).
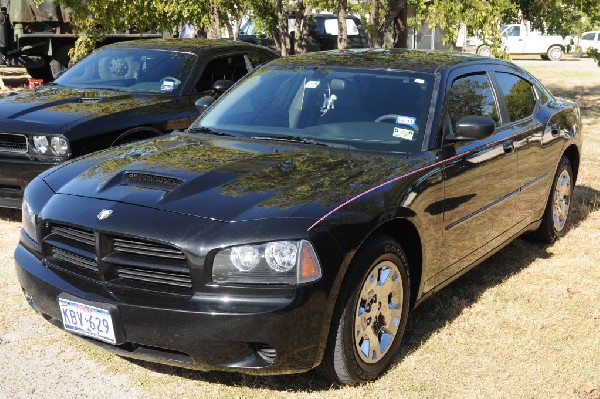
[
  {"x1": 270, "y1": 48, "x2": 507, "y2": 73},
  {"x1": 105, "y1": 38, "x2": 274, "y2": 54}
]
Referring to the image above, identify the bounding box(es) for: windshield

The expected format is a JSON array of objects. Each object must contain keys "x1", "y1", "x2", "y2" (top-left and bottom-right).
[
  {"x1": 55, "y1": 48, "x2": 197, "y2": 94},
  {"x1": 194, "y1": 65, "x2": 434, "y2": 152}
]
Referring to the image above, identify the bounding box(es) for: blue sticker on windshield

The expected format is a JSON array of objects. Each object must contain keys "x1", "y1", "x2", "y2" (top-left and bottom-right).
[
  {"x1": 160, "y1": 79, "x2": 176, "y2": 92},
  {"x1": 396, "y1": 115, "x2": 416, "y2": 126}
]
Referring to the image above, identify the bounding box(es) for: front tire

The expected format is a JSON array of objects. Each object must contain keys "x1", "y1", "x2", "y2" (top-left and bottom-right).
[
  {"x1": 318, "y1": 234, "x2": 410, "y2": 385},
  {"x1": 530, "y1": 156, "x2": 574, "y2": 243}
]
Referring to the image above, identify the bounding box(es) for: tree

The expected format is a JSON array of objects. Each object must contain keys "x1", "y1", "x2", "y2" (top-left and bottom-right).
[{"x1": 415, "y1": 0, "x2": 517, "y2": 57}]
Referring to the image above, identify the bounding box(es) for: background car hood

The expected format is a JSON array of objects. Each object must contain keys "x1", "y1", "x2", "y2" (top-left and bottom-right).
[
  {"x1": 0, "y1": 86, "x2": 173, "y2": 134},
  {"x1": 42, "y1": 133, "x2": 425, "y2": 222}
]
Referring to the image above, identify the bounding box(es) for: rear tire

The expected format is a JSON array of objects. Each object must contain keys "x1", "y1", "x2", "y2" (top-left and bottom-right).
[
  {"x1": 477, "y1": 45, "x2": 491, "y2": 57},
  {"x1": 547, "y1": 45, "x2": 563, "y2": 61},
  {"x1": 49, "y1": 45, "x2": 72, "y2": 79},
  {"x1": 529, "y1": 156, "x2": 574, "y2": 243},
  {"x1": 318, "y1": 234, "x2": 410, "y2": 385}
]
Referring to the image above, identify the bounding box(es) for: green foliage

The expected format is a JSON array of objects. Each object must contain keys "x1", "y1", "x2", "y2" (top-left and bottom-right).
[
  {"x1": 519, "y1": 0, "x2": 600, "y2": 37},
  {"x1": 416, "y1": 0, "x2": 516, "y2": 56},
  {"x1": 589, "y1": 48, "x2": 600, "y2": 67}
]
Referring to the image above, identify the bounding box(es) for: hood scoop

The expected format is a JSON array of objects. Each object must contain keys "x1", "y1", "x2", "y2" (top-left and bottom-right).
[
  {"x1": 80, "y1": 97, "x2": 105, "y2": 104},
  {"x1": 122, "y1": 171, "x2": 183, "y2": 191}
]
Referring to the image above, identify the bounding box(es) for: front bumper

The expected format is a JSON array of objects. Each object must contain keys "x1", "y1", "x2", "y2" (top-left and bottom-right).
[
  {"x1": 0, "y1": 157, "x2": 56, "y2": 208},
  {"x1": 15, "y1": 241, "x2": 329, "y2": 374}
]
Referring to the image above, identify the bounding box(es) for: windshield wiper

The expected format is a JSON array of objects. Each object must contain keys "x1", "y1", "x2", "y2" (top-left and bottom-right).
[
  {"x1": 250, "y1": 135, "x2": 332, "y2": 147},
  {"x1": 188, "y1": 126, "x2": 234, "y2": 137}
]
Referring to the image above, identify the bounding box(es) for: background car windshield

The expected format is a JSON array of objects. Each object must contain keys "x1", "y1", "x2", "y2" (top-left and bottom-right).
[
  {"x1": 197, "y1": 65, "x2": 434, "y2": 152},
  {"x1": 55, "y1": 48, "x2": 197, "y2": 94}
]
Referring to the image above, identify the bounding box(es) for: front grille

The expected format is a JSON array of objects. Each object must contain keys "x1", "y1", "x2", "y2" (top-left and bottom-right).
[
  {"x1": 106, "y1": 237, "x2": 192, "y2": 292},
  {"x1": 123, "y1": 172, "x2": 182, "y2": 191},
  {"x1": 44, "y1": 225, "x2": 98, "y2": 278},
  {"x1": 42, "y1": 223, "x2": 192, "y2": 295},
  {"x1": 0, "y1": 184, "x2": 21, "y2": 193},
  {"x1": 0, "y1": 134, "x2": 27, "y2": 153}
]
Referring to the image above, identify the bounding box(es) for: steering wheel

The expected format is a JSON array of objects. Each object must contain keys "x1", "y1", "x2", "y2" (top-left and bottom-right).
[{"x1": 374, "y1": 114, "x2": 399, "y2": 123}]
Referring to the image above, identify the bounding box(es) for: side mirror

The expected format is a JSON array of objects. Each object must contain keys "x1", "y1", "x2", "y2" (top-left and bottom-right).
[
  {"x1": 195, "y1": 96, "x2": 215, "y2": 113},
  {"x1": 212, "y1": 80, "x2": 233, "y2": 94},
  {"x1": 448, "y1": 115, "x2": 496, "y2": 141}
]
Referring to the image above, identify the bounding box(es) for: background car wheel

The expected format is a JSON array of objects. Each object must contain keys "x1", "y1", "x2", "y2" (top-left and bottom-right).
[
  {"x1": 547, "y1": 45, "x2": 563, "y2": 61},
  {"x1": 49, "y1": 45, "x2": 72, "y2": 79},
  {"x1": 529, "y1": 156, "x2": 574, "y2": 243},
  {"x1": 25, "y1": 64, "x2": 53, "y2": 82},
  {"x1": 318, "y1": 234, "x2": 410, "y2": 385},
  {"x1": 477, "y1": 45, "x2": 492, "y2": 57}
]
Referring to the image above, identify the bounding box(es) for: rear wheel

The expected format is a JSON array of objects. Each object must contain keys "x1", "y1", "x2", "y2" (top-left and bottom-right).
[
  {"x1": 49, "y1": 45, "x2": 72, "y2": 79},
  {"x1": 547, "y1": 45, "x2": 563, "y2": 61},
  {"x1": 530, "y1": 156, "x2": 574, "y2": 243},
  {"x1": 477, "y1": 45, "x2": 491, "y2": 57},
  {"x1": 318, "y1": 234, "x2": 410, "y2": 385}
]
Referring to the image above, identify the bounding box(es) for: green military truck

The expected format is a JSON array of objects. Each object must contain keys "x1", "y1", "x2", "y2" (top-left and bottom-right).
[{"x1": 0, "y1": 0, "x2": 161, "y2": 81}]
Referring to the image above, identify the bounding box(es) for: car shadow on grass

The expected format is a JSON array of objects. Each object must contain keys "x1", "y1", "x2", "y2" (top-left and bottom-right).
[
  {"x1": 0, "y1": 68, "x2": 30, "y2": 89},
  {"x1": 0, "y1": 208, "x2": 21, "y2": 222},
  {"x1": 122, "y1": 185, "x2": 599, "y2": 391}
]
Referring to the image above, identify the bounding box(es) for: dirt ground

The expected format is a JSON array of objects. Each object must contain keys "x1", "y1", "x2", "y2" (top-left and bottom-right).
[{"x1": 0, "y1": 58, "x2": 598, "y2": 399}]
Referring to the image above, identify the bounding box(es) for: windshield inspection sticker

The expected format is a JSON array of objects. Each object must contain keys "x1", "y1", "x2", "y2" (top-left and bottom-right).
[
  {"x1": 396, "y1": 115, "x2": 417, "y2": 126},
  {"x1": 160, "y1": 79, "x2": 176, "y2": 92},
  {"x1": 393, "y1": 127, "x2": 414, "y2": 140},
  {"x1": 305, "y1": 80, "x2": 320, "y2": 89}
]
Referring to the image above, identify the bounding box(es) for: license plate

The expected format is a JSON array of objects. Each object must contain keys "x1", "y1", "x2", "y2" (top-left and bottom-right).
[{"x1": 58, "y1": 298, "x2": 116, "y2": 344}]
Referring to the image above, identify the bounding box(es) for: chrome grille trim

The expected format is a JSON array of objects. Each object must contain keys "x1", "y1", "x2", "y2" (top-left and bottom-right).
[{"x1": 0, "y1": 133, "x2": 28, "y2": 154}]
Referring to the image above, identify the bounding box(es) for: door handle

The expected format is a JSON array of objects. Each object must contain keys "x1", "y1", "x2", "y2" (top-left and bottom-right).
[{"x1": 503, "y1": 141, "x2": 514, "y2": 154}]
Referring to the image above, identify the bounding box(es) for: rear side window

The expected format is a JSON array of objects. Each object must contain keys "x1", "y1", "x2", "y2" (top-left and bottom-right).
[
  {"x1": 447, "y1": 73, "x2": 499, "y2": 130},
  {"x1": 495, "y1": 72, "x2": 536, "y2": 122},
  {"x1": 582, "y1": 32, "x2": 596, "y2": 40}
]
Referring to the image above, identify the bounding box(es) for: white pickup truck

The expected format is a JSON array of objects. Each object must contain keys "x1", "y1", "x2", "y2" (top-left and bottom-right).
[{"x1": 463, "y1": 23, "x2": 568, "y2": 61}]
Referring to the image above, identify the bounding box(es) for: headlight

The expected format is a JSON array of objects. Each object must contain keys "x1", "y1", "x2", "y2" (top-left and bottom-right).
[
  {"x1": 22, "y1": 198, "x2": 37, "y2": 243},
  {"x1": 212, "y1": 240, "x2": 321, "y2": 285},
  {"x1": 50, "y1": 136, "x2": 69, "y2": 155},
  {"x1": 31, "y1": 135, "x2": 70, "y2": 157},
  {"x1": 32, "y1": 136, "x2": 49, "y2": 153}
]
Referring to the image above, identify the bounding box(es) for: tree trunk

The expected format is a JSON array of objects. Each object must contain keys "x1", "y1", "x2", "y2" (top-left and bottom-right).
[
  {"x1": 294, "y1": 1, "x2": 307, "y2": 53},
  {"x1": 207, "y1": 1, "x2": 221, "y2": 39},
  {"x1": 276, "y1": 0, "x2": 288, "y2": 56},
  {"x1": 224, "y1": 19, "x2": 234, "y2": 40},
  {"x1": 336, "y1": 0, "x2": 348, "y2": 49},
  {"x1": 392, "y1": 3, "x2": 408, "y2": 48},
  {"x1": 368, "y1": 0, "x2": 380, "y2": 48}
]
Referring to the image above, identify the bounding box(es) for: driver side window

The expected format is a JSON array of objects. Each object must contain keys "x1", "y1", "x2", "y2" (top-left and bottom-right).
[
  {"x1": 195, "y1": 55, "x2": 249, "y2": 94},
  {"x1": 447, "y1": 73, "x2": 499, "y2": 134}
]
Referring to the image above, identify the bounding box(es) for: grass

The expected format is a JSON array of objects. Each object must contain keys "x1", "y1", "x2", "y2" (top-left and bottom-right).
[{"x1": 0, "y1": 59, "x2": 599, "y2": 399}]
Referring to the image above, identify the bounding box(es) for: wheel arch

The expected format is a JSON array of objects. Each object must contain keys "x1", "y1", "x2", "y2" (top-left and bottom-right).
[
  {"x1": 347, "y1": 217, "x2": 423, "y2": 309},
  {"x1": 563, "y1": 143, "x2": 580, "y2": 184},
  {"x1": 110, "y1": 126, "x2": 163, "y2": 147}
]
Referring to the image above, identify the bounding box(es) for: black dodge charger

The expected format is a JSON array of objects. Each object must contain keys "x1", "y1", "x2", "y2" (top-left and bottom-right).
[
  {"x1": 0, "y1": 38, "x2": 277, "y2": 208},
  {"x1": 15, "y1": 49, "x2": 581, "y2": 385}
]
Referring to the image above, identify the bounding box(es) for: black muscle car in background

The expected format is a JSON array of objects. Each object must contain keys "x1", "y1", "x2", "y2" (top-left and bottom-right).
[
  {"x1": 15, "y1": 50, "x2": 581, "y2": 385},
  {"x1": 0, "y1": 38, "x2": 278, "y2": 208}
]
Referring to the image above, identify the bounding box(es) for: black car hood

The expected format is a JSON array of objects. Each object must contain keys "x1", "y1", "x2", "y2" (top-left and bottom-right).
[
  {"x1": 0, "y1": 86, "x2": 172, "y2": 134},
  {"x1": 42, "y1": 133, "x2": 425, "y2": 222}
]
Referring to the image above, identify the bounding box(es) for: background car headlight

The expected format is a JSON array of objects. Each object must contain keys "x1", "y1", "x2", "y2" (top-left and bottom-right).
[
  {"x1": 50, "y1": 136, "x2": 69, "y2": 155},
  {"x1": 213, "y1": 240, "x2": 321, "y2": 285},
  {"x1": 21, "y1": 198, "x2": 37, "y2": 243},
  {"x1": 32, "y1": 136, "x2": 49, "y2": 154},
  {"x1": 31, "y1": 135, "x2": 70, "y2": 156}
]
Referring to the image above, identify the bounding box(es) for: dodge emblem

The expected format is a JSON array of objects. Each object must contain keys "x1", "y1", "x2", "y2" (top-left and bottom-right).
[{"x1": 97, "y1": 209, "x2": 113, "y2": 220}]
